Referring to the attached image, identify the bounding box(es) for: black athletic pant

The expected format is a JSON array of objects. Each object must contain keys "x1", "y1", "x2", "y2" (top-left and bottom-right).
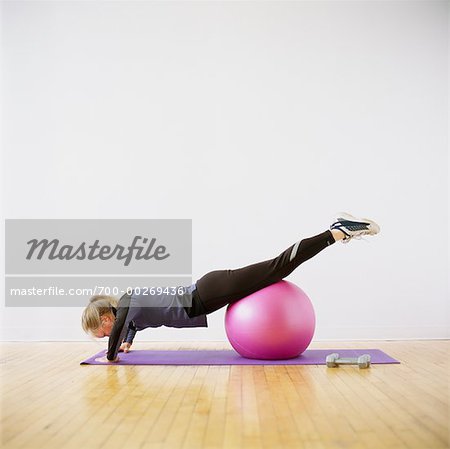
[{"x1": 186, "y1": 230, "x2": 336, "y2": 318}]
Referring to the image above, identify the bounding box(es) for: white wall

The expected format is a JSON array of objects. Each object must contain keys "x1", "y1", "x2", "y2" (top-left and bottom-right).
[{"x1": 1, "y1": 0, "x2": 448, "y2": 342}]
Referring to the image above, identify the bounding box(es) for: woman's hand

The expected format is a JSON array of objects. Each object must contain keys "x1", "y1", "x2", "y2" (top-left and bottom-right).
[
  {"x1": 95, "y1": 355, "x2": 120, "y2": 363},
  {"x1": 119, "y1": 342, "x2": 131, "y2": 353}
]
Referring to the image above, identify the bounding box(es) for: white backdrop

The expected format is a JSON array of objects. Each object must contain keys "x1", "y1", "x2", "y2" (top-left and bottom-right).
[{"x1": 1, "y1": 0, "x2": 448, "y2": 342}]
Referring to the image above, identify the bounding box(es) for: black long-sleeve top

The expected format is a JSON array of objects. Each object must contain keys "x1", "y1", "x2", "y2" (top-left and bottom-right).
[{"x1": 107, "y1": 283, "x2": 207, "y2": 361}]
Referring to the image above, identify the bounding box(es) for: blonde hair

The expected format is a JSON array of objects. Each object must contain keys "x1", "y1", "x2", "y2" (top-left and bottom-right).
[{"x1": 81, "y1": 295, "x2": 119, "y2": 337}]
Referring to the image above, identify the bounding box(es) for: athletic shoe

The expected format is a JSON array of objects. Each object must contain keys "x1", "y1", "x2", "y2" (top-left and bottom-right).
[{"x1": 330, "y1": 212, "x2": 380, "y2": 244}]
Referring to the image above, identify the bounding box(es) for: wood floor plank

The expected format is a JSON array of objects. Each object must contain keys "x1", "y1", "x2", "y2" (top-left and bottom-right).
[
  {"x1": 221, "y1": 365, "x2": 243, "y2": 449},
  {"x1": 177, "y1": 365, "x2": 213, "y2": 449},
  {"x1": 201, "y1": 365, "x2": 229, "y2": 449}
]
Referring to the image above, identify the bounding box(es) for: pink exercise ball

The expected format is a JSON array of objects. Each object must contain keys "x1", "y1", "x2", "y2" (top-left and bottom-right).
[{"x1": 225, "y1": 280, "x2": 315, "y2": 360}]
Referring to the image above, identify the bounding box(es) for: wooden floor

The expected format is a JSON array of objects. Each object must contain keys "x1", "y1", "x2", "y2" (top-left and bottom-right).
[{"x1": 1, "y1": 340, "x2": 448, "y2": 449}]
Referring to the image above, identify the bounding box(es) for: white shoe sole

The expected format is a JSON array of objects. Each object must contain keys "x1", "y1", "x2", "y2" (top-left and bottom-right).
[{"x1": 335, "y1": 212, "x2": 381, "y2": 235}]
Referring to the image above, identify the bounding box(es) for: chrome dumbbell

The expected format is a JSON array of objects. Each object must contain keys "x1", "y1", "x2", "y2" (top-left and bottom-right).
[{"x1": 326, "y1": 353, "x2": 371, "y2": 369}]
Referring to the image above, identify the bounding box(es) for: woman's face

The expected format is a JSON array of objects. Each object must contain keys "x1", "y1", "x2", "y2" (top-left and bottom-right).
[{"x1": 93, "y1": 313, "x2": 115, "y2": 338}]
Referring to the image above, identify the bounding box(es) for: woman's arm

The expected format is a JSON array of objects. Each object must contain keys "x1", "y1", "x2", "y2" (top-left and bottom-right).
[
  {"x1": 118, "y1": 323, "x2": 137, "y2": 353},
  {"x1": 106, "y1": 295, "x2": 134, "y2": 361},
  {"x1": 123, "y1": 322, "x2": 137, "y2": 345}
]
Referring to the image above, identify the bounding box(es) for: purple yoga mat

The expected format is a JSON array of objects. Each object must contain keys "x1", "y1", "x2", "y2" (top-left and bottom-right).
[{"x1": 80, "y1": 349, "x2": 400, "y2": 365}]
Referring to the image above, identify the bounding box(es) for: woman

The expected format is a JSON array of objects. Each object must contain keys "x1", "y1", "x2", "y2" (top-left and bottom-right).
[{"x1": 81, "y1": 212, "x2": 380, "y2": 363}]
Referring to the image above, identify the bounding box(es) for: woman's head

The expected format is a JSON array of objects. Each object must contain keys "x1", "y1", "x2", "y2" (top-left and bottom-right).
[{"x1": 81, "y1": 295, "x2": 118, "y2": 338}]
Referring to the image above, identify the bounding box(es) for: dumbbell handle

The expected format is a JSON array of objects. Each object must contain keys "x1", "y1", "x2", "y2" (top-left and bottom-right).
[{"x1": 335, "y1": 357, "x2": 361, "y2": 364}]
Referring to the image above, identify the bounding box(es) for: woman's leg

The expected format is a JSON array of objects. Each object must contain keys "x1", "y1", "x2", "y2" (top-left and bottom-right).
[{"x1": 194, "y1": 229, "x2": 338, "y2": 315}]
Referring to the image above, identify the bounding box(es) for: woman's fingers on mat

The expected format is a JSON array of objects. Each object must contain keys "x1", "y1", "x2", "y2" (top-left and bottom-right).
[{"x1": 119, "y1": 343, "x2": 131, "y2": 352}]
